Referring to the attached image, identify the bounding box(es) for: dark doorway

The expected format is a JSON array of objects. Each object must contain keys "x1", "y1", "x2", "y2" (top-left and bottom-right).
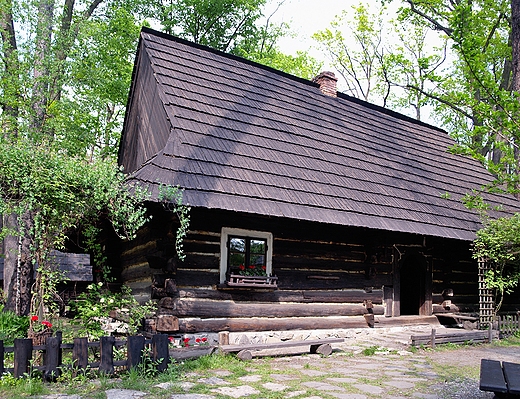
[{"x1": 400, "y1": 252, "x2": 426, "y2": 315}]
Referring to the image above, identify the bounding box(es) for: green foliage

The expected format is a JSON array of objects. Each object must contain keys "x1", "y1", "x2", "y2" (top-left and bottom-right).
[
  {"x1": 70, "y1": 283, "x2": 156, "y2": 340},
  {"x1": 0, "y1": 137, "x2": 150, "y2": 315},
  {"x1": 394, "y1": 0, "x2": 520, "y2": 192},
  {"x1": 474, "y1": 213, "x2": 520, "y2": 313},
  {"x1": 158, "y1": 185, "x2": 191, "y2": 261},
  {"x1": 156, "y1": 0, "x2": 267, "y2": 53},
  {"x1": 0, "y1": 305, "x2": 30, "y2": 345}
]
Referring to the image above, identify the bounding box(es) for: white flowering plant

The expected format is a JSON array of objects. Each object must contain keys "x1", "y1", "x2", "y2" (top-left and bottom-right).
[{"x1": 70, "y1": 282, "x2": 156, "y2": 340}]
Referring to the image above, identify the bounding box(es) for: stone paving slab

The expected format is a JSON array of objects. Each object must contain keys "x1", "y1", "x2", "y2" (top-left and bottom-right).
[{"x1": 32, "y1": 324, "x2": 502, "y2": 399}]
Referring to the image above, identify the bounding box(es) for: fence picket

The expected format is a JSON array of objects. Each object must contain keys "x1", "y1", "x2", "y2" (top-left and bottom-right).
[
  {"x1": 13, "y1": 338, "x2": 32, "y2": 378},
  {"x1": 44, "y1": 336, "x2": 61, "y2": 381},
  {"x1": 1, "y1": 334, "x2": 173, "y2": 380},
  {"x1": 497, "y1": 312, "x2": 520, "y2": 338},
  {"x1": 127, "y1": 335, "x2": 145, "y2": 370},
  {"x1": 0, "y1": 341, "x2": 4, "y2": 376},
  {"x1": 72, "y1": 337, "x2": 88, "y2": 371},
  {"x1": 99, "y1": 336, "x2": 115, "y2": 375},
  {"x1": 152, "y1": 334, "x2": 169, "y2": 372}
]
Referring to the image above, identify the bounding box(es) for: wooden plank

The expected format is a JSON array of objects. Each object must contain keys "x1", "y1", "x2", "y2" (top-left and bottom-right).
[
  {"x1": 179, "y1": 288, "x2": 383, "y2": 304},
  {"x1": 13, "y1": 339, "x2": 32, "y2": 378},
  {"x1": 503, "y1": 362, "x2": 520, "y2": 395},
  {"x1": 72, "y1": 337, "x2": 89, "y2": 371},
  {"x1": 44, "y1": 336, "x2": 61, "y2": 381},
  {"x1": 411, "y1": 331, "x2": 491, "y2": 345},
  {"x1": 479, "y1": 359, "x2": 508, "y2": 394},
  {"x1": 127, "y1": 335, "x2": 146, "y2": 370},
  {"x1": 220, "y1": 338, "x2": 344, "y2": 353},
  {"x1": 99, "y1": 336, "x2": 115, "y2": 375},
  {"x1": 0, "y1": 341, "x2": 4, "y2": 376},
  {"x1": 152, "y1": 334, "x2": 169, "y2": 372}
]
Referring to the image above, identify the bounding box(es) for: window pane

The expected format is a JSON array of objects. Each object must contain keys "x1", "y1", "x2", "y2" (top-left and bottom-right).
[
  {"x1": 250, "y1": 239, "x2": 265, "y2": 254},
  {"x1": 230, "y1": 238, "x2": 245, "y2": 253},
  {"x1": 229, "y1": 253, "x2": 245, "y2": 269}
]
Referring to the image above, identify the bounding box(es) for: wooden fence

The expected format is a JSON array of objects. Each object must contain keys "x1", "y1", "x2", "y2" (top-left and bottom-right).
[
  {"x1": 497, "y1": 312, "x2": 520, "y2": 338},
  {"x1": 1, "y1": 332, "x2": 169, "y2": 380}
]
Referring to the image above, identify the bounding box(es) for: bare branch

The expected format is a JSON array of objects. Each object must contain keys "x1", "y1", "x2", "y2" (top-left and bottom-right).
[{"x1": 405, "y1": 0, "x2": 453, "y2": 37}]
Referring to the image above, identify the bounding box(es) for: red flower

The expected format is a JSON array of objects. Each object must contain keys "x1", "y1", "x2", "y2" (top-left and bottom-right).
[
  {"x1": 41, "y1": 320, "x2": 52, "y2": 328},
  {"x1": 239, "y1": 264, "x2": 245, "y2": 271},
  {"x1": 196, "y1": 338, "x2": 201, "y2": 343},
  {"x1": 261, "y1": 265, "x2": 266, "y2": 270},
  {"x1": 183, "y1": 337, "x2": 190, "y2": 347},
  {"x1": 31, "y1": 315, "x2": 38, "y2": 322},
  {"x1": 202, "y1": 337, "x2": 208, "y2": 342},
  {"x1": 249, "y1": 265, "x2": 255, "y2": 269},
  {"x1": 168, "y1": 336, "x2": 174, "y2": 343}
]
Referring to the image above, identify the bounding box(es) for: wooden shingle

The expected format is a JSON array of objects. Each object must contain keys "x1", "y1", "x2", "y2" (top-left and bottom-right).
[{"x1": 119, "y1": 27, "x2": 520, "y2": 242}]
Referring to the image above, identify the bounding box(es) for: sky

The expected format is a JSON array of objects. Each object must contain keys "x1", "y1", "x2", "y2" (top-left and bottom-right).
[
  {"x1": 266, "y1": 0, "x2": 441, "y2": 125},
  {"x1": 266, "y1": 0, "x2": 392, "y2": 64},
  {"x1": 267, "y1": 0, "x2": 349, "y2": 56}
]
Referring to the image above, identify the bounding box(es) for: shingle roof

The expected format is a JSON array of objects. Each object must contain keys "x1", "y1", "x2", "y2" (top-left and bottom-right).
[{"x1": 119, "y1": 27, "x2": 520, "y2": 242}]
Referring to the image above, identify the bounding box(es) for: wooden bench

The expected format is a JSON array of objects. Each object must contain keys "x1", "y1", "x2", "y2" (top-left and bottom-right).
[
  {"x1": 480, "y1": 359, "x2": 520, "y2": 397},
  {"x1": 219, "y1": 338, "x2": 344, "y2": 360}
]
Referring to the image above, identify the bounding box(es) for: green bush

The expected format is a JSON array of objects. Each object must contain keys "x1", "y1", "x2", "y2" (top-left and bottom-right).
[{"x1": 0, "y1": 305, "x2": 30, "y2": 345}]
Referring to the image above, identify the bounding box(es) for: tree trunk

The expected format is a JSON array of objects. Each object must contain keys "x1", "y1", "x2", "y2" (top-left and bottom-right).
[
  {"x1": 512, "y1": 0, "x2": 520, "y2": 93},
  {"x1": 3, "y1": 213, "x2": 35, "y2": 316}
]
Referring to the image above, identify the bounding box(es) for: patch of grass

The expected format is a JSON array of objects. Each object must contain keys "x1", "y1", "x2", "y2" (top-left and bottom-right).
[
  {"x1": 494, "y1": 335, "x2": 520, "y2": 346},
  {"x1": 362, "y1": 345, "x2": 380, "y2": 356}
]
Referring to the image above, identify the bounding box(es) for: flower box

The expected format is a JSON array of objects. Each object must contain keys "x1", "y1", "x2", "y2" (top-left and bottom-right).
[{"x1": 226, "y1": 274, "x2": 278, "y2": 288}]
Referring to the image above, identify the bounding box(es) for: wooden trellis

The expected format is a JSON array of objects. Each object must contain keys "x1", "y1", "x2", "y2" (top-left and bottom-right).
[{"x1": 478, "y1": 259, "x2": 494, "y2": 328}]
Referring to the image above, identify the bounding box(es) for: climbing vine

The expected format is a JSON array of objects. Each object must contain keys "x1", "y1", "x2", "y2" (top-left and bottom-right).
[
  {"x1": 0, "y1": 138, "x2": 150, "y2": 316},
  {"x1": 158, "y1": 184, "x2": 191, "y2": 261}
]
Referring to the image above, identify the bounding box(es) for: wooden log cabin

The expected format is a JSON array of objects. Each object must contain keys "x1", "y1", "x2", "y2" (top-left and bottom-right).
[{"x1": 115, "y1": 27, "x2": 520, "y2": 334}]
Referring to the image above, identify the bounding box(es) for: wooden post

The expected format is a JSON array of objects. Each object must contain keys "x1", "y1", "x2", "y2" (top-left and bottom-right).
[
  {"x1": 127, "y1": 335, "x2": 146, "y2": 370},
  {"x1": 488, "y1": 325, "x2": 493, "y2": 343},
  {"x1": 44, "y1": 336, "x2": 61, "y2": 381},
  {"x1": 0, "y1": 340, "x2": 4, "y2": 376},
  {"x1": 152, "y1": 334, "x2": 169, "y2": 372},
  {"x1": 73, "y1": 337, "x2": 89, "y2": 372},
  {"x1": 14, "y1": 338, "x2": 32, "y2": 378},
  {"x1": 430, "y1": 329, "x2": 436, "y2": 349},
  {"x1": 218, "y1": 331, "x2": 229, "y2": 345},
  {"x1": 99, "y1": 336, "x2": 115, "y2": 375}
]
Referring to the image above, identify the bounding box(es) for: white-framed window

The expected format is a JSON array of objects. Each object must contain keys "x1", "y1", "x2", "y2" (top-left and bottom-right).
[{"x1": 219, "y1": 227, "x2": 273, "y2": 283}]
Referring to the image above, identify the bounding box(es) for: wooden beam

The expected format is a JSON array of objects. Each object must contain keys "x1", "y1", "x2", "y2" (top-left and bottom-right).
[
  {"x1": 178, "y1": 316, "x2": 369, "y2": 332},
  {"x1": 172, "y1": 299, "x2": 382, "y2": 318}
]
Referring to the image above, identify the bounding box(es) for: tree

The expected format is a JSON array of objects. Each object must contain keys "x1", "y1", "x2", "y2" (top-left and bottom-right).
[
  {"x1": 0, "y1": 0, "x2": 310, "y2": 316},
  {"x1": 0, "y1": 0, "x2": 149, "y2": 315},
  {"x1": 473, "y1": 214, "x2": 520, "y2": 314},
  {"x1": 313, "y1": 5, "x2": 388, "y2": 103},
  {"x1": 154, "y1": 0, "x2": 268, "y2": 53},
  {"x1": 313, "y1": 3, "x2": 444, "y2": 121},
  {"x1": 396, "y1": 0, "x2": 520, "y2": 190}
]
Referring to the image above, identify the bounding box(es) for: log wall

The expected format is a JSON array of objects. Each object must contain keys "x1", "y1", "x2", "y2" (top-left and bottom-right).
[{"x1": 118, "y1": 206, "x2": 484, "y2": 333}]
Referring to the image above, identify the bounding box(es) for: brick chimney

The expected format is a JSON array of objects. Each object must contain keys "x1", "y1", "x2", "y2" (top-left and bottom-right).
[{"x1": 312, "y1": 71, "x2": 338, "y2": 97}]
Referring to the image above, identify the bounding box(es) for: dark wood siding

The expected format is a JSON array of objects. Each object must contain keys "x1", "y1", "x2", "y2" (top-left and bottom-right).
[
  {"x1": 120, "y1": 48, "x2": 171, "y2": 174},
  {"x1": 118, "y1": 207, "x2": 492, "y2": 333}
]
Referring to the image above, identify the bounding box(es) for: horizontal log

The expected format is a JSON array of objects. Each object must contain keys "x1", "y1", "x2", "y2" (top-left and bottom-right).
[
  {"x1": 168, "y1": 299, "x2": 384, "y2": 318},
  {"x1": 178, "y1": 316, "x2": 370, "y2": 332},
  {"x1": 176, "y1": 288, "x2": 383, "y2": 304}
]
